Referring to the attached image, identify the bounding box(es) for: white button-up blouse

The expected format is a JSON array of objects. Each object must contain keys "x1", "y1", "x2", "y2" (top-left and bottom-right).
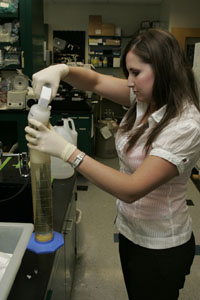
[{"x1": 115, "y1": 96, "x2": 200, "y2": 249}]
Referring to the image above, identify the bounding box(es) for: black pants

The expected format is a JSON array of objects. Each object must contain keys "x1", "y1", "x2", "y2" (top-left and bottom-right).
[{"x1": 119, "y1": 233, "x2": 195, "y2": 300}]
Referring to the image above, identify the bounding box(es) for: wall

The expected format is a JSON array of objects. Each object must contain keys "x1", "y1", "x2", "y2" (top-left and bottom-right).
[
  {"x1": 44, "y1": 2, "x2": 161, "y2": 35},
  {"x1": 169, "y1": 0, "x2": 200, "y2": 30},
  {"x1": 159, "y1": 0, "x2": 170, "y2": 29},
  {"x1": 44, "y1": 0, "x2": 200, "y2": 58},
  {"x1": 43, "y1": 1, "x2": 200, "y2": 116},
  {"x1": 44, "y1": 2, "x2": 161, "y2": 69}
]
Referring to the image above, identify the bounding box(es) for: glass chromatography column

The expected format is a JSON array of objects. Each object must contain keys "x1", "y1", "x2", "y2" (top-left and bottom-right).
[
  {"x1": 28, "y1": 86, "x2": 53, "y2": 242},
  {"x1": 30, "y1": 150, "x2": 53, "y2": 242}
]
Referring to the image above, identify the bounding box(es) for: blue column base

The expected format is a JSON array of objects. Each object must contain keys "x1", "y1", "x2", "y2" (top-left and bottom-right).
[{"x1": 27, "y1": 231, "x2": 64, "y2": 254}]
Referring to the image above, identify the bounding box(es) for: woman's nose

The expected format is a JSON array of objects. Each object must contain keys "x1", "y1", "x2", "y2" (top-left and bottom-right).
[
  {"x1": 128, "y1": 80, "x2": 135, "y2": 87},
  {"x1": 128, "y1": 76, "x2": 134, "y2": 88}
]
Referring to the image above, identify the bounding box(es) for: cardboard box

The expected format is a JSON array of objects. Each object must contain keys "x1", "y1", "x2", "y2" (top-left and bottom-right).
[
  {"x1": 113, "y1": 57, "x2": 121, "y2": 68},
  {"x1": 105, "y1": 39, "x2": 120, "y2": 46},
  {"x1": 89, "y1": 38, "x2": 103, "y2": 45},
  {"x1": 88, "y1": 15, "x2": 102, "y2": 35},
  {"x1": 102, "y1": 23, "x2": 115, "y2": 36}
]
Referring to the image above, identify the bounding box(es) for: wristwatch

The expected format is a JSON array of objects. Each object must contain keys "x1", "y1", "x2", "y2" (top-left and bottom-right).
[{"x1": 71, "y1": 152, "x2": 86, "y2": 169}]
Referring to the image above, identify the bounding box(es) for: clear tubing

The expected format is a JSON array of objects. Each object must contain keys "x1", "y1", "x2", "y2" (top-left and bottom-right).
[{"x1": 30, "y1": 148, "x2": 53, "y2": 242}]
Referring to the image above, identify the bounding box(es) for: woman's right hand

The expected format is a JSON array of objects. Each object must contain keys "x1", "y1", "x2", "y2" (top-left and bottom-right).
[{"x1": 32, "y1": 64, "x2": 69, "y2": 101}]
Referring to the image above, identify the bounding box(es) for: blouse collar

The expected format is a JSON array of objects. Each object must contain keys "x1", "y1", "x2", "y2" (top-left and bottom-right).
[{"x1": 136, "y1": 99, "x2": 167, "y2": 125}]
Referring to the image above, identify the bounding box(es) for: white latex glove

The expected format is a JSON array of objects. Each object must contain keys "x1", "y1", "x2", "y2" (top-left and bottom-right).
[
  {"x1": 32, "y1": 64, "x2": 70, "y2": 101},
  {"x1": 25, "y1": 119, "x2": 76, "y2": 161}
]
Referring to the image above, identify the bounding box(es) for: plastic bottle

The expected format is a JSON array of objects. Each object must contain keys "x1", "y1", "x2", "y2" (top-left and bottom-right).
[
  {"x1": 28, "y1": 86, "x2": 53, "y2": 242},
  {"x1": 51, "y1": 119, "x2": 75, "y2": 179},
  {"x1": 103, "y1": 57, "x2": 108, "y2": 68},
  {"x1": 62, "y1": 113, "x2": 78, "y2": 146}
]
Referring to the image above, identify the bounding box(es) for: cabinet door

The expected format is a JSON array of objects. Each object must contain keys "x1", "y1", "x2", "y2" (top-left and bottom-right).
[
  {"x1": 63, "y1": 195, "x2": 76, "y2": 299},
  {"x1": 71, "y1": 115, "x2": 93, "y2": 155},
  {"x1": 45, "y1": 246, "x2": 66, "y2": 300},
  {"x1": 45, "y1": 188, "x2": 76, "y2": 300},
  {"x1": 0, "y1": 7, "x2": 21, "y2": 71},
  {"x1": 0, "y1": 111, "x2": 28, "y2": 152},
  {"x1": 19, "y1": 0, "x2": 46, "y2": 78},
  {"x1": 51, "y1": 113, "x2": 93, "y2": 156}
]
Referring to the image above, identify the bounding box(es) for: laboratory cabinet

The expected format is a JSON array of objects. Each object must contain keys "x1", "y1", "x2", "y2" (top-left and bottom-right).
[
  {"x1": 71, "y1": 114, "x2": 94, "y2": 156},
  {"x1": 45, "y1": 187, "x2": 77, "y2": 300},
  {"x1": 0, "y1": 109, "x2": 27, "y2": 152},
  {"x1": 0, "y1": 2, "x2": 20, "y2": 70},
  {"x1": 19, "y1": 0, "x2": 47, "y2": 78},
  {"x1": 3, "y1": 168, "x2": 78, "y2": 300},
  {"x1": 51, "y1": 111, "x2": 94, "y2": 156},
  {"x1": 0, "y1": 0, "x2": 46, "y2": 78},
  {"x1": 0, "y1": 12, "x2": 21, "y2": 70}
]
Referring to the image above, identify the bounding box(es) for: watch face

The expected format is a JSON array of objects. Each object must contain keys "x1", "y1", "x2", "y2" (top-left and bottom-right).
[
  {"x1": 74, "y1": 157, "x2": 81, "y2": 167},
  {"x1": 72, "y1": 152, "x2": 85, "y2": 168}
]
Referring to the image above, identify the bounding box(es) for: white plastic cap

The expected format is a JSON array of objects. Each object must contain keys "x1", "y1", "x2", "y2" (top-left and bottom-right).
[{"x1": 38, "y1": 86, "x2": 52, "y2": 108}]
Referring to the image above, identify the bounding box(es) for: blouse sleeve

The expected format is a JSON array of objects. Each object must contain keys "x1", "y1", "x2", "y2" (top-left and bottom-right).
[{"x1": 150, "y1": 119, "x2": 200, "y2": 174}]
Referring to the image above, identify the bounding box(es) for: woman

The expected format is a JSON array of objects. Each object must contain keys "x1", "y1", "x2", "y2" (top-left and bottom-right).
[{"x1": 25, "y1": 28, "x2": 200, "y2": 300}]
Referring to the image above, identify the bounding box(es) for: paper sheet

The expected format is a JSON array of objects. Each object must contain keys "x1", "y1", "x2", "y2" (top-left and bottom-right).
[
  {"x1": 100, "y1": 126, "x2": 112, "y2": 139},
  {"x1": 0, "y1": 252, "x2": 12, "y2": 281}
]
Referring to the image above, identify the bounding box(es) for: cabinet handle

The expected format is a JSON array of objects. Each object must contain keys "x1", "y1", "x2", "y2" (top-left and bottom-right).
[
  {"x1": 63, "y1": 219, "x2": 73, "y2": 233},
  {"x1": 79, "y1": 117, "x2": 89, "y2": 120},
  {"x1": 21, "y1": 51, "x2": 24, "y2": 68},
  {"x1": 79, "y1": 128, "x2": 87, "y2": 131}
]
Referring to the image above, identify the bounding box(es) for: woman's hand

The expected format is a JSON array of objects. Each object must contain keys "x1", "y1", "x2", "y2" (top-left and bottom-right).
[
  {"x1": 25, "y1": 119, "x2": 76, "y2": 161},
  {"x1": 32, "y1": 64, "x2": 69, "y2": 101}
]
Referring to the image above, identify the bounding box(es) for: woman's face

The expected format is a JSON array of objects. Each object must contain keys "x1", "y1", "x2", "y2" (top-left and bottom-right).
[{"x1": 126, "y1": 50, "x2": 155, "y2": 104}]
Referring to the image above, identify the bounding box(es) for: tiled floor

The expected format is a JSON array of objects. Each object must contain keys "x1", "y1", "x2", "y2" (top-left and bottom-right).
[{"x1": 71, "y1": 157, "x2": 200, "y2": 300}]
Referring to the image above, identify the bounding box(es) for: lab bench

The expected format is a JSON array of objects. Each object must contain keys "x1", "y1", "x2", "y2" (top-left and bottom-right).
[
  {"x1": 9, "y1": 176, "x2": 77, "y2": 300},
  {"x1": 0, "y1": 157, "x2": 77, "y2": 300}
]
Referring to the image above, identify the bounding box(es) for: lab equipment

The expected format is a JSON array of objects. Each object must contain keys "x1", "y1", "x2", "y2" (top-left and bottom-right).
[
  {"x1": 7, "y1": 72, "x2": 29, "y2": 110},
  {"x1": 28, "y1": 86, "x2": 53, "y2": 242},
  {"x1": 27, "y1": 86, "x2": 64, "y2": 254}
]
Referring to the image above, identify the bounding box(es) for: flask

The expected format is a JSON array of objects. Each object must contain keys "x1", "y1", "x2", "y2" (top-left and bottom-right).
[
  {"x1": 51, "y1": 119, "x2": 75, "y2": 179},
  {"x1": 28, "y1": 86, "x2": 53, "y2": 242}
]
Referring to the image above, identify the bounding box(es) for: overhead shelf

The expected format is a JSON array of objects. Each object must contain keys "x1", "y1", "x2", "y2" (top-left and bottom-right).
[
  {"x1": 0, "y1": 12, "x2": 18, "y2": 18},
  {"x1": 88, "y1": 35, "x2": 121, "y2": 68},
  {"x1": 0, "y1": 64, "x2": 21, "y2": 70},
  {"x1": 0, "y1": 42, "x2": 20, "y2": 47}
]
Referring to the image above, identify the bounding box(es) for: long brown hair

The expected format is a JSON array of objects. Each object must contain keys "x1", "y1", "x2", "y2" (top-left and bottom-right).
[{"x1": 120, "y1": 28, "x2": 200, "y2": 153}]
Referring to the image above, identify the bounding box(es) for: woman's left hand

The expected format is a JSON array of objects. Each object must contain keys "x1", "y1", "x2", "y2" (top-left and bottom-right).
[{"x1": 25, "y1": 119, "x2": 76, "y2": 161}]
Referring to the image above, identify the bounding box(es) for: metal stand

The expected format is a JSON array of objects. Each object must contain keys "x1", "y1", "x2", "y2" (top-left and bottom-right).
[{"x1": 0, "y1": 141, "x2": 29, "y2": 177}]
